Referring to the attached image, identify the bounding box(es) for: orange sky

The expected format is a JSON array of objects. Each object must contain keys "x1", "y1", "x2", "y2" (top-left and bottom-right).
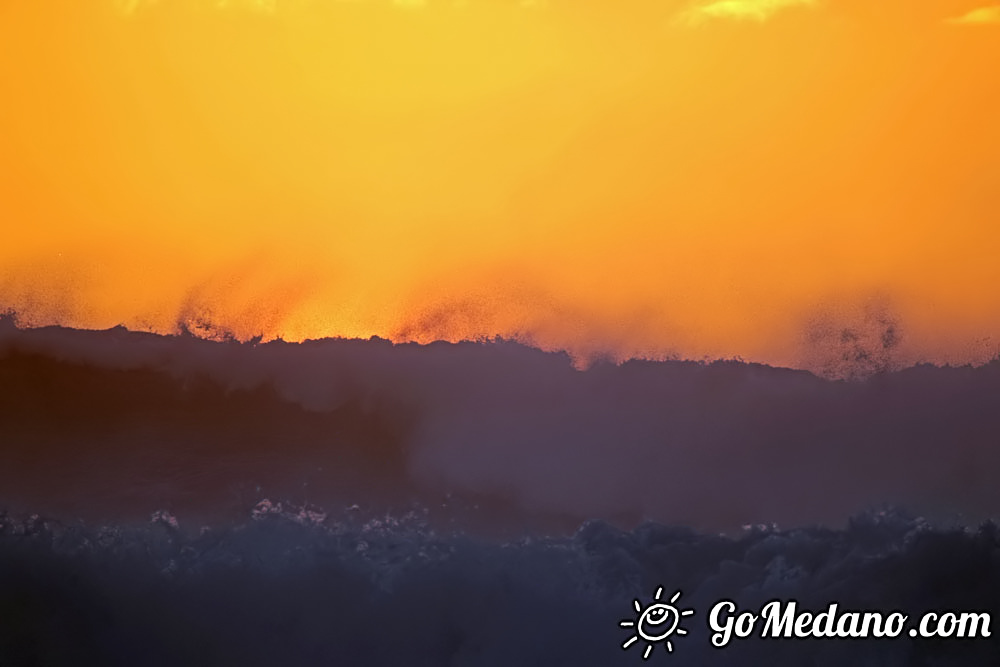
[{"x1": 1, "y1": 0, "x2": 998, "y2": 369}]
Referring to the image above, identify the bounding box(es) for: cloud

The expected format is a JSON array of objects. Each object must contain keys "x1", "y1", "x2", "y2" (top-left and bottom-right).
[
  {"x1": 677, "y1": 0, "x2": 818, "y2": 25},
  {"x1": 946, "y1": 5, "x2": 1000, "y2": 24}
]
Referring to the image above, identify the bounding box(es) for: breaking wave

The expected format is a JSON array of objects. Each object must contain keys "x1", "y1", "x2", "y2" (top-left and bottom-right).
[
  {"x1": 2, "y1": 317, "x2": 1000, "y2": 531},
  {"x1": 1, "y1": 507, "x2": 996, "y2": 666},
  {"x1": 2, "y1": 319, "x2": 999, "y2": 664}
]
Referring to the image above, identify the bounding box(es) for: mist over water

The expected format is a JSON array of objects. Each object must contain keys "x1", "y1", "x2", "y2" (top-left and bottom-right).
[
  {"x1": 2, "y1": 317, "x2": 998, "y2": 530},
  {"x1": 2, "y1": 319, "x2": 999, "y2": 665}
]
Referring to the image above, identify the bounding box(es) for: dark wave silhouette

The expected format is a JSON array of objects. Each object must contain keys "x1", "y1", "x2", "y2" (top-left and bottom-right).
[
  {"x1": 1, "y1": 316, "x2": 998, "y2": 532},
  {"x1": 2, "y1": 317, "x2": 999, "y2": 665}
]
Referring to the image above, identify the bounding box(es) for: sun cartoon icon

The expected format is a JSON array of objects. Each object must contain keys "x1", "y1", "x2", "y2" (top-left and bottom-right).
[{"x1": 620, "y1": 587, "x2": 694, "y2": 660}]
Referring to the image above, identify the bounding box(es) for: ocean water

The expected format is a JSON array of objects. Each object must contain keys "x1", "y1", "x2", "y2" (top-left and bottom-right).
[
  {"x1": 1, "y1": 507, "x2": 996, "y2": 665},
  {"x1": 1, "y1": 320, "x2": 998, "y2": 664}
]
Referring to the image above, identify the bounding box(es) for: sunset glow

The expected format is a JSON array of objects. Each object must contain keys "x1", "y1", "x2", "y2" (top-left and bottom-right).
[{"x1": 2, "y1": 0, "x2": 998, "y2": 369}]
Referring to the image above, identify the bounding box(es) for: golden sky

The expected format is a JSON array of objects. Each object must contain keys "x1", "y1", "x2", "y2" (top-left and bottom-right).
[{"x1": 1, "y1": 0, "x2": 998, "y2": 369}]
